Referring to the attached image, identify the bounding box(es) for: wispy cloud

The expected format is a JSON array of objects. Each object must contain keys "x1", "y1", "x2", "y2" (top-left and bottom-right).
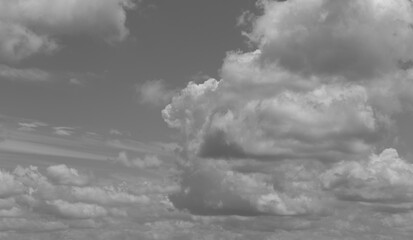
[
  {"x1": 0, "y1": 65, "x2": 52, "y2": 82},
  {"x1": 53, "y1": 127, "x2": 75, "y2": 137},
  {"x1": 17, "y1": 122, "x2": 48, "y2": 132},
  {"x1": 138, "y1": 80, "x2": 177, "y2": 107}
]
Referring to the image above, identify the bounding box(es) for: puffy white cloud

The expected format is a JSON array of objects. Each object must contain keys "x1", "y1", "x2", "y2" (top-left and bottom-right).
[
  {"x1": 0, "y1": 170, "x2": 25, "y2": 198},
  {"x1": 46, "y1": 164, "x2": 90, "y2": 186},
  {"x1": 163, "y1": 0, "x2": 413, "y2": 162},
  {"x1": 322, "y1": 148, "x2": 413, "y2": 202},
  {"x1": 248, "y1": 0, "x2": 413, "y2": 79},
  {"x1": 163, "y1": 77, "x2": 386, "y2": 161},
  {"x1": 0, "y1": 0, "x2": 136, "y2": 62}
]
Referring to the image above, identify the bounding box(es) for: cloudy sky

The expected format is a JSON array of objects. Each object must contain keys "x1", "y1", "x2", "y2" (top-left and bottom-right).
[{"x1": 2, "y1": 0, "x2": 413, "y2": 239}]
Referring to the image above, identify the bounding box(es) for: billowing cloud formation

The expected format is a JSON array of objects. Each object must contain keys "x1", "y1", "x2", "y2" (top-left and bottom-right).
[
  {"x1": 163, "y1": 0, "x2": 413, "y2": 161},
  {"x1": 322, "y1": 148, "x2": 413, "y2": 202},
  {"x1": 170, "y1": 159, "x2": 326, "y2": 216},
  {"x1": 164, "y1": 77, "x2": 384, "y2": 161},
  {"x1": 162, "y1": 0, "x2": 413, "y2": 223},
  {"x1": 0, "y1": 0, "x2": 136, "y2": 62}
]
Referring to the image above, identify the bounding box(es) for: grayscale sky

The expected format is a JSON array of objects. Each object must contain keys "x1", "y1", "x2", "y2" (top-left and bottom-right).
[{"x1": 2, "y1": 0, "x2": 413, "y2": 239}]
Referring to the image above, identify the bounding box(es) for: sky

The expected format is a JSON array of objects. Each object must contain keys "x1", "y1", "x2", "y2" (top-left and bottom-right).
[{"x1": 2, "y1": 0, "x2": 413, "y2": 239}]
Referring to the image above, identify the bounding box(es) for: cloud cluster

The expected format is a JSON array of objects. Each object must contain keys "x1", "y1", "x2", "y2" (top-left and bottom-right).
[
  {"x1": 170, "y1": 159, "x2": 326, "y2": 216},
  {"x1": 322, "y1": 148, "x2": 413, "y2": 202},
  {"x1": 162, "y1": 0, "x2": 413, "y2": 224},
  {"x1": 0, "y1": 164, "x2": 151, "y2": 233},
  {"x1": 0, "y1": 0, "x2": 136, "y2": 62}
]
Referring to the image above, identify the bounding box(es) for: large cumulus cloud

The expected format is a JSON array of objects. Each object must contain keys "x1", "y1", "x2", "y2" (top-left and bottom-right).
[
  {"x1": 162, "y1": 0, "x2": 413, "y2": 221},
  {"x1": 0, "y1": 0, "x2": 136, "y2": 62}
]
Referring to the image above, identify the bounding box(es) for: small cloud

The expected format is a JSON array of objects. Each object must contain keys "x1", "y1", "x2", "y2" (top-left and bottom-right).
[
  {"x1": 109, "y1": 129, "x2": 123, "y2": 136},
  {"x1": 46, "y1": 164, "x2": 90, "y2": 187},
  {"x1": 69, "y1": 78, "x2": 83, "y2": 86},
  {"x1": 0, "y1": 65, "x2": 52, "y2": 82},
  {"x1": 53, "y1": 127, "x2": 75, "y2": 136},
  {"x1": 114, "y1": 151, "x2": 163, "y2": 169},
  {"x1": 138, "y1": 80, "x2": 177, "y2": 107},
  {"x1": 18, "y1": 121, "x2": 48, "y2": 131}
]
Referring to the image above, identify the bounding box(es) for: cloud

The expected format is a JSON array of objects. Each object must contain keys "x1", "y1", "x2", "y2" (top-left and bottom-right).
[
  {"x1": 0, "y1": 0, "x2": 136, "y2": 62},
  {"x1": 69, "y1": 78, "x2": 83, "y2": 86},
  {"x1": 46, "y1": 164, "x2": 90, "y2": 186},
  {"x1": 0, "y1": 64, "x2": 52, "y2": 82},
  {"x1": 71, "y1": 186, "x2": 149, "y2": 206},
  {"x1": 162, "y1": 2, "x2": 413, "y2": 234},
  {"x1": 163, "y1": 0, "x2": 413, "y2": 162},
  {"x1": 248, "y1": 0, "x2": 413, "y2": 79},
  {"x1": 170, "y1": 159, "x2": 326, "y2": 216},
  {"x1": 0, "y1": 21, "x2": 57, "y2": 62},
  {"x1": 17, "y1": 121, "x2": 48, "y2": 132},
  {"x1": 0, "y1": 170, "x2": 24, "y2": 198},
  {"x1": 115, "y1": 151, "x2": 162, "y2": 169},
  {"x1": 322, "y1": 148, "x2": 413, "y2": 203},
  {"x1": 109, "y1": 129, "x2": 123, "y2": 136},
  {"x1": 163, "y1": 76, "x2": 385, "y2": 161},
  {"x1": 0, "y1": 164, "x2": 169, "y2": 235},
  {"x1": 138, "y1": 80, "x2": 178, "y2": 107},
  {"x1": 53, "y1": 127, "x2": 75, "y2": 136},
  {"x1": 46, "y1": 200, "x2": 108, "y2": 219},
  {"x1": 0, "y1": 139, "x2": 108, "y2": 161}
]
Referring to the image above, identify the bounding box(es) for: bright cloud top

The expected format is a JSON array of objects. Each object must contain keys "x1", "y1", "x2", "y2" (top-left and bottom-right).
[{"x1": 0, "y1": 0, "x2": 136, "y2": 62}]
